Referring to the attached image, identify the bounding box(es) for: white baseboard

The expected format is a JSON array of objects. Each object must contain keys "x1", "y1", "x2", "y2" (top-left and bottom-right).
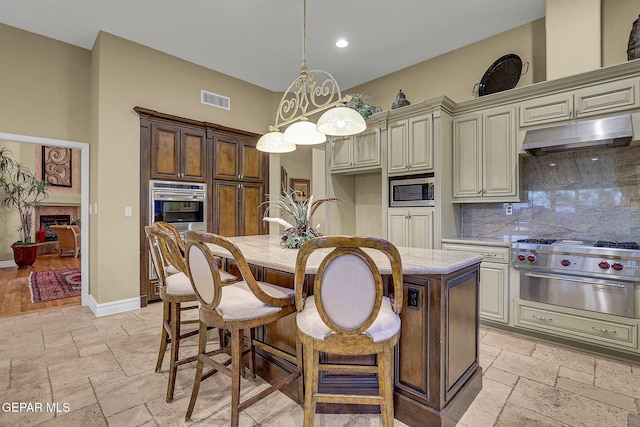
[
  {"x1": 0, "y1": 260, "x2": 18, "y2": 268},
  {"x1": 87, "y1": 295, "x2": 140, "y2": 317}
]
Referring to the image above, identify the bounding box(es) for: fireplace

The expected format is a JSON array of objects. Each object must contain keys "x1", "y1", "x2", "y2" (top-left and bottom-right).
[{"x1": 40, "y1": 215, "x2": 71, "y2": 241}]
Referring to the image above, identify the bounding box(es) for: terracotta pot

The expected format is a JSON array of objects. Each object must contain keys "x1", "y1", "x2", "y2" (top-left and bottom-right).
[{"x1": 11, "y1": 244, "x2": 38, "y2": 268}]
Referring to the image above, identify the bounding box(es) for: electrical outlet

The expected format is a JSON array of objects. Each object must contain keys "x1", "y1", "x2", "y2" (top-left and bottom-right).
[
  {"x1": 125, "y1": 207, "x2": 132, "y2": 217},
  {"x1": 505, "y1": 203, "x2": 513, "y2": 215},
  {"x1": 407, "y1": 288, "x2": 420, "y2": 309}
]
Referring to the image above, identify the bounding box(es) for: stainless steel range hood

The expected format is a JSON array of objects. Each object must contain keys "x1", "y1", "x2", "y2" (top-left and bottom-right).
[{"x1": 522, "y1": 114, "x2": 633, "y2": 156}]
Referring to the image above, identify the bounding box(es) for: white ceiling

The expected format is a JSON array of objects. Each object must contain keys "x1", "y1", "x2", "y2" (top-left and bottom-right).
[{"x1": 0, "y1": 0, "x2": 546, "y2": 92}]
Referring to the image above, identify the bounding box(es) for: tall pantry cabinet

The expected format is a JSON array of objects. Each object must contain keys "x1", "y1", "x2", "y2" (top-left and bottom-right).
[{"x1": 136, "y1": 107, "x2": 268, "y2": 305}]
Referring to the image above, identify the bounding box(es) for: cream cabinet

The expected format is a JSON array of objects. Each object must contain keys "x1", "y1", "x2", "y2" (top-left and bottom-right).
[
  {"x1": 387, "y1": 113, "x2": 434, "y2": 175},
  {"x1": 452, "y1": 106, "x2": 519, "y2": 202},
  {"x1": 387, "y1": 208, "x2": 433, "y2": 249},
  {"x1": 441, "y1": 243, "x2": 509, "y2": 324},
  {"x1": 519, "y1": 77, "x2": 640, "y2": 127},
  {"x1": 330, "y1": 126, "x2": 381, "y2": 173},
  {"x1": 514, "y1": 299, "x2": 640, "y2": 353}
]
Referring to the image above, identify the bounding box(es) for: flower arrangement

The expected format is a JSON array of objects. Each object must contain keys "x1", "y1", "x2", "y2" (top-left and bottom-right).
[
  {"x1": 345, "y1": 93, "x2": 382, "y2": 119},
  {"x1": 262, "y1": 188, "x2": 341, "y2": 249}
]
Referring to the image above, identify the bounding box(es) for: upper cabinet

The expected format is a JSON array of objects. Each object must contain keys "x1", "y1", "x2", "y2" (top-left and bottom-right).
[
  {"x1": 387, "y1": 113, "x2": 434, "y2": 175},
  {"x1": 453, "y1": 106, "x2": 519, "y2": 202},
  {"x1": 519, "y1": 77, "x2": 640, "y2": 128},
  {"x1": 150, "y1": 122, "x2": 206, "y2": 182},
  {"x1": 330, "y1": 125, "x2": 381, "y2": 173},
  {"x1": 212, "y1": 132, "x2": 264, "y2": 182}
]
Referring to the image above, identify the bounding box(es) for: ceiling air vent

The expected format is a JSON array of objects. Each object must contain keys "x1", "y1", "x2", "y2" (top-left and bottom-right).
[{"x1": 201, "y1": 90, "x2": 230, "y2": 110}]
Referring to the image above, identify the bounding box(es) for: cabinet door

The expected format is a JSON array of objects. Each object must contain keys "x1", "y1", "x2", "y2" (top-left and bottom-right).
[
  {"x1": 574, "y1": 78, "x2": 639, "y2": 118},
  {"x1": 519, "y1": 93, "x2": 573, "y2": 127},
  {"x1": 408, "y1": 114, "x2": 433, "y2": 171},
  {"x1": 352, "y1": 127, "x2": 381, "y2": 169},
  {"x1": 180, "y1": 128, "x2": 206, "y2": 181},
  {"x1": 150, "y1": 122, "x2": 181, "y2": 180},
  {"x1": 407, "y1": 210, "x2": 433, "y2": 249},
  {"x1": 483, "y1": 107, "x2": 517, "y2": 198},
  {"x1": 387, "y1": 209, "x2": 408, "y2": 247},
  {"x1": 452, "y1": 114, "x2": 482, "y2": 198},
  {"x1": 213, "y1": 180, "x2": 239, "y2": 237},
  {"x1": 239, "y1": 182, "x2": 265, "y2": 236},
  {"x1": 240, "y1": 139, "x2": 263, "y2": 181},
  {"x1": 387, "y1": 120, "x2": 408, "y2": 174},
  {"x1": 479, "y1": 262, "x2": 509, "y2": 323},
  {"x1": 213, "y1": 135, "x2": 240, "y2": 180},
  {"x1": 330, "y1": 136, "x2": 353, "y2": 171}
]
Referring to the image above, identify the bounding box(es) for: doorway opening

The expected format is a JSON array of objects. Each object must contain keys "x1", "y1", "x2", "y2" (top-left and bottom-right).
[{"x1": 0, "y1": 132, "x2": 89, "y2": 317}]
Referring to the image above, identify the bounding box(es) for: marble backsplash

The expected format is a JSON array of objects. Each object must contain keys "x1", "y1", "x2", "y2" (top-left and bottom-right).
[{"x1": 460, "y1": 145, "x2": 640, "y2": 242}]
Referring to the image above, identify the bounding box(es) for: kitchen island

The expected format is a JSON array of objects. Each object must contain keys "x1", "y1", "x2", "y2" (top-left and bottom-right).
[{"x1": 208, "y1": 235, "x2": 483, "y2": 427}]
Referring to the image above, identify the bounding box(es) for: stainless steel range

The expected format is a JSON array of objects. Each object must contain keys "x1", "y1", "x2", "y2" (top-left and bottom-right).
[{"x1": 511, "y1": 239, "x2": 640, "y2": 318}]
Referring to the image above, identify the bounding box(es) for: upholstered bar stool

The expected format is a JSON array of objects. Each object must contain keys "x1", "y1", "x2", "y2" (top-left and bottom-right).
[
  {"x1": 183, "y1": 231, "x2": 302, "y2": 427},
  {"x1": 146, "y1": 225, "x2": 200, "y2": 402},
  {"x1": 294, "y1": 236, "x2": 404, "y2": 427}
]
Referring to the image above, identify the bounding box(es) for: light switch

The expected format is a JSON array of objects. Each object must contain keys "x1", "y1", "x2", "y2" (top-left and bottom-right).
[{"x1": 125, "y1": 207, "x2": 132, "y2": 217}]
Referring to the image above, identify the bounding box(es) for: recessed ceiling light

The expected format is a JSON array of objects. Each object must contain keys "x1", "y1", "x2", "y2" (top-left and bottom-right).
[{"x1": 336, "y1": 39, "x2": 348, "y2": 48}]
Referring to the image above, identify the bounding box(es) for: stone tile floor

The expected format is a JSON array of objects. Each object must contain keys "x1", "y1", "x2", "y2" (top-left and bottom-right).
[{"x1": 0, "y1": 303, "x2": 639, "y2": 426}]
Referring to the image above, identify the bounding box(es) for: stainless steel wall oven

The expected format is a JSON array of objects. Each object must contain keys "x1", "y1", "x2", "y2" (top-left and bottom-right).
[{"x1": 149, "y1": 180, "x2": 206, "y2": 234}]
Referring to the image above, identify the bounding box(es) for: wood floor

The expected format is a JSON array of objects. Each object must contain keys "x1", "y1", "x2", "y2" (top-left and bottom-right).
[{"x1": 0, "y1": 254, "x2": 81, "y2": 318}]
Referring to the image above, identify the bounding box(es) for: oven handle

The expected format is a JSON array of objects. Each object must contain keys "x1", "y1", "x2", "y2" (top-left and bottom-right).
[
  {"x1": 153, "y1": 193, "x2": 205, "y2": 201},
  {"x1": 523, "y1": 272, "x2": 628, "y2": 288}
]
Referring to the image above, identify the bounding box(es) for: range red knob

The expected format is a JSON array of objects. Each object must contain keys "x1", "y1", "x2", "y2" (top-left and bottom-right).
[
  {"x1": 612, "y1": 262, "x2": 624, "y2": 271},
  {"x1": 527, "y1": 255, "x2": 536, "y2": 263},
  {"x1": 561, "y1": 259, "x2": 571, "y2": 267},
  {"x1": 598, "y1": 261, "x2": 610, "y2": 270},
  {"x1": 517, "y1": 254, "x2": 526, "y2": 262}
]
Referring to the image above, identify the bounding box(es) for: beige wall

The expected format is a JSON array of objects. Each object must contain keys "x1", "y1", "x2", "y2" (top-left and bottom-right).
[
  {"x1": 0, "y1": 24, "x2": 90, "y2": 259},
  {"x1": 546, "y1": 0, "x2": 601, "y2": 79},
  {"x1": 346, "y1": 20, "x2": 546, "y2": 108},
  {"x1": 602, "y1": 0, "x2": 640, "y2": 66},
  {"x1": 89, "y1": 32, "x2": 274, "y2": 304}
]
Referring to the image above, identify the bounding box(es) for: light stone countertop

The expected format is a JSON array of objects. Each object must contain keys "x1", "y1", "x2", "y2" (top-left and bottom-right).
[{"x1": 206, "y1": 235, "x2": 483, "y2": 275}]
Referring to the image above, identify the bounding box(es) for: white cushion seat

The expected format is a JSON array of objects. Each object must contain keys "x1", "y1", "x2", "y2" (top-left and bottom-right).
[
  {"x1": 165, "y1": 272, "x2": 196, "y2": 297},
  {"x1": 297, "y1": 296, "x2": 401, "y2": 343},
  {"x1": 217, "y1": 281, "x2": 294, "y2": 321}
]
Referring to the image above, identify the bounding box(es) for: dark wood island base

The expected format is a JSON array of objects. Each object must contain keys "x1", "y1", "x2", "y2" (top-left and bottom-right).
[{"x1": 211, "y1": 236, "x2": 483, "y2": 427}]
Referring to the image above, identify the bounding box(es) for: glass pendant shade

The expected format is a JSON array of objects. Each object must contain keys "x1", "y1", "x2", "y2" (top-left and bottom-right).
[
  {"x1": 283, "y1": 121, "x2": 327, "y2": 145},
  {"x1": 256, "y1": 131, "x2": 296, "y2": 153},
  {"x1": 316, "y1": 106, "x2": 367, "y2": 136}
]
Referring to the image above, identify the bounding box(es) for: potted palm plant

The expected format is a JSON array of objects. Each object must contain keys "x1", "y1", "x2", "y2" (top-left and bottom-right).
[{"x1": 0, "y1": 147, "x2": 49, "y2": 267}]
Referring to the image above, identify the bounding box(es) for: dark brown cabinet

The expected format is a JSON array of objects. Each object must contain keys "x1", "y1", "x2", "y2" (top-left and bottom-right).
[
  {"x1": 136, "y1": 107, "x2": 268, "y2": 306},
  {"x1": 212, "y1": 132, "x2": 264, "y2": 182},
  {"x1": 150, "y1": 122, "x2": 206, "y2": 182},
  {"x1": 212, "y1": 180, "x2": 265, "y2": 237}
]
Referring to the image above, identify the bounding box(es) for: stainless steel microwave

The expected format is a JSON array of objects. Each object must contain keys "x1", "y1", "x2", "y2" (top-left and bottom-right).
[{"x1": 389, "y1": 176, "x2": 435, "y2": 207}]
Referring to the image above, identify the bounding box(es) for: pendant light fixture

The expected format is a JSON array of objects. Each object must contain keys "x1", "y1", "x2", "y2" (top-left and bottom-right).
[{"x1": 256, "y1": 0, "x2": 366, "y2": 153}]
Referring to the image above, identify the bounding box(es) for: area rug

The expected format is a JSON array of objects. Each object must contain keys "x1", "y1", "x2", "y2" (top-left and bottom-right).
[{"x1": 28, "y1": 268, "x2": 81, "y2": 303}]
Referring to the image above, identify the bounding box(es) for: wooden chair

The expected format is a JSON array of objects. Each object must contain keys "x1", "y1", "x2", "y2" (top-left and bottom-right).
[
  {"x1": 156, "y1": 221, "x2": 185, "y2": 256},
  {"x1": 294, "y1": 236, "x2": 404, "y2": 427},
  {"x1": 183, "y1": 230, "x2": 302, "y2": 427},
  {"x1": 145, "y1": 225, "x2": 201, "y2": 403},
  {"x1": 50, "y1": 225, "x2": 81, "y2": 258}
]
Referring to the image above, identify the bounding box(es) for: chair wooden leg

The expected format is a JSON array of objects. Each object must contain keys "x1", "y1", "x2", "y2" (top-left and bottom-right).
[
  {"x1": 302, "y1": 339, "x2": 318, "y2": 427},
  {"x1": 155, "y1": 301, "x2": 170, "y2": 372},
  {"x1": 244, "y1": 328, "x2": 256, "y2": 380},
  {"x1": 185, "y1": 321, "x2": 208, "y2": 420},
  {"x1": 295, "y1": 332, "x2": 304, "y2": 405},
  {"x1": 231, "y1": 328, "x2": 242, "y2": 427},
  {"x1": 166, "y1": 301, "x2": 181, "y2": 402},
  {"x1": 379, "y1": 345, "x2": 394, "y2": 427}
]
